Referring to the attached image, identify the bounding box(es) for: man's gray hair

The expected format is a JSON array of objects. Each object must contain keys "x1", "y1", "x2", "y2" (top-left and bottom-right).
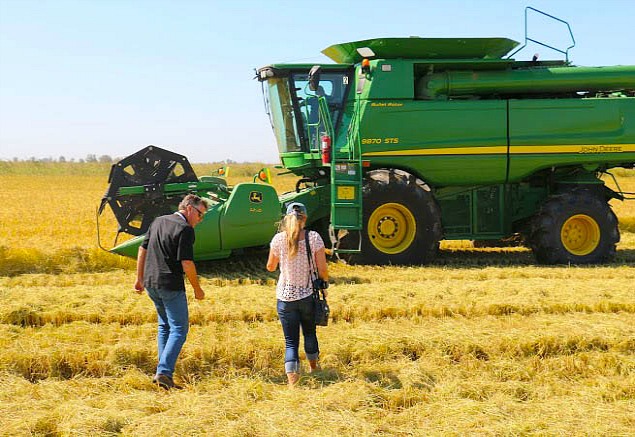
[{"x1": 179, "y1": 194, "x2": 209, "y2": 211}]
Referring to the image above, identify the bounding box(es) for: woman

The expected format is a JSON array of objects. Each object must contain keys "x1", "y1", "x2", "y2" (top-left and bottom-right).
[{"x1": 266, "y1": 202, "x2": 329, "y2": 386}]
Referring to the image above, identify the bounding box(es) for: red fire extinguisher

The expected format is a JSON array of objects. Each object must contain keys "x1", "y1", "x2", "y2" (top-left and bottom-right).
[{"x1": 321, "y1": 133, "x2": 331, "y2": 165}]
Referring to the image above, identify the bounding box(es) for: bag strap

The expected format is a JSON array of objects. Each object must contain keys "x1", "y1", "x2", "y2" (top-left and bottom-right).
[
  {"x1": 305, "y1": 231, "x2": 319, "y2": 292},
  {"x1": 305, "y1": 231, "x2": 328, "y2": 301},
  {"x1": 305, "y1": 231, "x2": 316, "y2": 279}
]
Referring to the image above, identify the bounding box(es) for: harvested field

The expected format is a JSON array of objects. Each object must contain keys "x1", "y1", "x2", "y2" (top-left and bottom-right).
[{"x1": 0, "y1": 162, "x2": 633, "y2": 435}]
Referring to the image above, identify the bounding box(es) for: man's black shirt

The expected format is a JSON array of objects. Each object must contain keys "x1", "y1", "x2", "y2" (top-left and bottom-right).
[{"x1": 142, "y1": 213, "x2": 195, "y2": 291}]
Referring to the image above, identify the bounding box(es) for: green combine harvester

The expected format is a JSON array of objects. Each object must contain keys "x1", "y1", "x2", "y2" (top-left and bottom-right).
[{"x1": 99, "y1": 8, "x2": 635, "y2": 265}]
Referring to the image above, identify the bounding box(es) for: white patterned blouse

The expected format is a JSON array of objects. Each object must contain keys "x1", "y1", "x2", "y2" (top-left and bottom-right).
[{"x1": 269, "y1": 230, "x2": 325, "y2": 301}]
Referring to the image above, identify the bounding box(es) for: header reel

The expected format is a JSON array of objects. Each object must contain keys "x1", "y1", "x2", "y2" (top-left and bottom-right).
[{"x1": 99, "y1": 145, "x2": 199, "y2": 237}]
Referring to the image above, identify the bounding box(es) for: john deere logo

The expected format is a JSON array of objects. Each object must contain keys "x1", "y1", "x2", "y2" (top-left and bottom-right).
[{"x1": 249, "y1": 191, "x2": 263, "y2": 203}]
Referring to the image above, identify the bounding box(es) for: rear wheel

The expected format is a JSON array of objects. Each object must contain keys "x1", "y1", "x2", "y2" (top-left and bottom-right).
[
  {"x1": 344, "y1": 169, "x2": 442, "y2": 265},
  {"x1": 528, "y1": 189, "x2": 619, "y2": 264}
]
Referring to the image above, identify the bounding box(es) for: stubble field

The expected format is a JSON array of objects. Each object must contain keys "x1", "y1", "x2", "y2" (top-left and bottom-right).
[{"x1": 0, "y1": 162, "x2": 634, "y2": 436}]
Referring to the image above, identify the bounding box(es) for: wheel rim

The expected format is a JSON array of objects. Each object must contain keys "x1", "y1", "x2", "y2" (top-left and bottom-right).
[
  {"x1": 367, "y1": 202, "x2": 416, "y2": 254},
  {"x1": 560, "y1": 214, "x2": 600, "y2": 256}
]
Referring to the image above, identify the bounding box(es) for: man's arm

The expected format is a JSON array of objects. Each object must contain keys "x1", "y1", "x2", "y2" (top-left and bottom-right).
[
  {"x1": 134, "y1": 246, "x2": 147, "y2": 293},
  {"x1": 182, "y1": 260, "x2": 205, "y2": 300}
]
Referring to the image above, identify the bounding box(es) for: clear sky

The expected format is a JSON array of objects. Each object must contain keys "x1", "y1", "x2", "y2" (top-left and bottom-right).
[{"x1": 1, "y1": 0, "x2": 634, "y2": 163}]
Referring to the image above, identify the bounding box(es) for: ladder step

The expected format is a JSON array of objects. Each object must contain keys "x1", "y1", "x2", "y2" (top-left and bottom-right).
[
  {"x1": 331, "y1": 147, "x2": 363, "y2": 237},
  {"x1": 333, "y1": 202, "x2": 360, "y2": 207},
  {"x1": 333, "y1": 181, "x2": 361, "y2": 186}
]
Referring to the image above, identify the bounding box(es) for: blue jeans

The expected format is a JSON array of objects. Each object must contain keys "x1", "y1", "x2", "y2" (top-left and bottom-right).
[
  {"x1": 277, "y1": 295, "x2": 319, "y2": 373},
  {"x1": 146, "y1": 287, "x2": 189, "y2": 378}
]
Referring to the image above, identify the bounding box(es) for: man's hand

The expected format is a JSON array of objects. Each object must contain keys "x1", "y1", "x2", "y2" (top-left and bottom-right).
[
  {"x1": 135, "y1": 246, "x2": 147, "y2": 295},
  {"x1": 194, "y1": 287, "x2": 205, "y2": 300},
  {"x1": 182, "y1": 260, "x2": 205, "y2": 300}
]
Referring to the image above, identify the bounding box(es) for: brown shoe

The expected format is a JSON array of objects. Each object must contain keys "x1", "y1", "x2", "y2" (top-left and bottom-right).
[
  {"x1": 154, "y1": 374, "x2": 181, "y2": 390},
  {"x1": 308, "y1": 360, "x2": 321, "y2": 373},
  {"x1": 287, "y1": 372, "x2": 300, "y2": 387}
]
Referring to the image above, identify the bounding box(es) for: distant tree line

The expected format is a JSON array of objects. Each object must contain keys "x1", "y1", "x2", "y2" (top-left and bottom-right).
[
  {"x1": 5, "y1": 154, "x2": 118, "y2": 163},
  {"x1": 3, "y1": 156, "x2": 257, "y2": 164}
]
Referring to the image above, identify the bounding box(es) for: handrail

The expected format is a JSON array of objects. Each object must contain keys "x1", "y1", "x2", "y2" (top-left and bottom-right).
[
  {"x1": 302, "y1": 94, "x2": 333, "y2": 152},
  {"x1": 506, "y1": 7, "x2": 576, "y2": 63},
  {"x1": 318, "y1": 96, "x2": 334, "y2": 141},
  {"x1": 345, "y1": 89, "x2": 363, "y2": 161},
  {"x1": 603, "y1": 170, "x2": 635, "y2": 200}
]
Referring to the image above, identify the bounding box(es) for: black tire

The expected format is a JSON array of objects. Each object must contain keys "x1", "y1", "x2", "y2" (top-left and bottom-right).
[
  {"x1": 528, "y1": 189, "x2": 619, "y2": 264},
  {"x1": 343, "y1": 169, "x2": 442, "y2": 265}
]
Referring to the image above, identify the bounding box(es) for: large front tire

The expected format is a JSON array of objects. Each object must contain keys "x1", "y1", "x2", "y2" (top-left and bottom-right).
[
  {"x1": 528, "y1": 189, "x2": 619, "y2": 264},
  {"x1": 346, "y1": 170, "x2": 442, "y2": 265}
]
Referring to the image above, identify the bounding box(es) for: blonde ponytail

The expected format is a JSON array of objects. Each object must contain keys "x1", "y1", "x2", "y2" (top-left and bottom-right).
[{"x1": 279, "y1": 213, "x2": 305, "y2": 258}]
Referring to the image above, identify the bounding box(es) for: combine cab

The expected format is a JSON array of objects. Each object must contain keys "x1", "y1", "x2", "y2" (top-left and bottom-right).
[{"x1": 101, "y1": 8, "x2": 635, "y2": 265}]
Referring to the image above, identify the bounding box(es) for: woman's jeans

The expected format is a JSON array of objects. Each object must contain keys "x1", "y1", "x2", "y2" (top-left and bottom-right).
[
  {"x1": 277, "y1": 295, "x2": 319, "y2": 373},
  {"x1": 146, "y1": 287, "x2": 189, "y2": 378}
]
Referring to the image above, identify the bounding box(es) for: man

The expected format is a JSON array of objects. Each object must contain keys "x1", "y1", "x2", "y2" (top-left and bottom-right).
[{"x1": 134, "y1": 193, "x2": 208, "y2": 389}]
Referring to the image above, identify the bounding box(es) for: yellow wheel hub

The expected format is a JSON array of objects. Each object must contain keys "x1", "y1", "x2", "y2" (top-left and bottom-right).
[
  {"x1": 560, "y1": 214, "x2": 600, "y2": 256},
  {"x1": 367, "y1": 203, "x2": 416, "y2": 254}
]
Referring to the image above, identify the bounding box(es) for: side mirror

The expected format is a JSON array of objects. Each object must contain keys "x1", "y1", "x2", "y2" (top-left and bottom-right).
[
  {"x1": 254, "y1": 167, "x2": 272, "y2": 184},
  {"x1": 308, "y1": 65, "x2": 321, "y2": 92}
]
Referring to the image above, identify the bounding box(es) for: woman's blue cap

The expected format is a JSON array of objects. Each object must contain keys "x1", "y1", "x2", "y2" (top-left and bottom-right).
[{"x1": 286, "y1": 202, "x2": 307, "y2": 215}]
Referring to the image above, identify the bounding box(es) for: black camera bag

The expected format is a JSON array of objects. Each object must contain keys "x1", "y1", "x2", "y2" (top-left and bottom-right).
[{"x1": 305, "y1": 231, "x2": 330, "y2": 326}]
